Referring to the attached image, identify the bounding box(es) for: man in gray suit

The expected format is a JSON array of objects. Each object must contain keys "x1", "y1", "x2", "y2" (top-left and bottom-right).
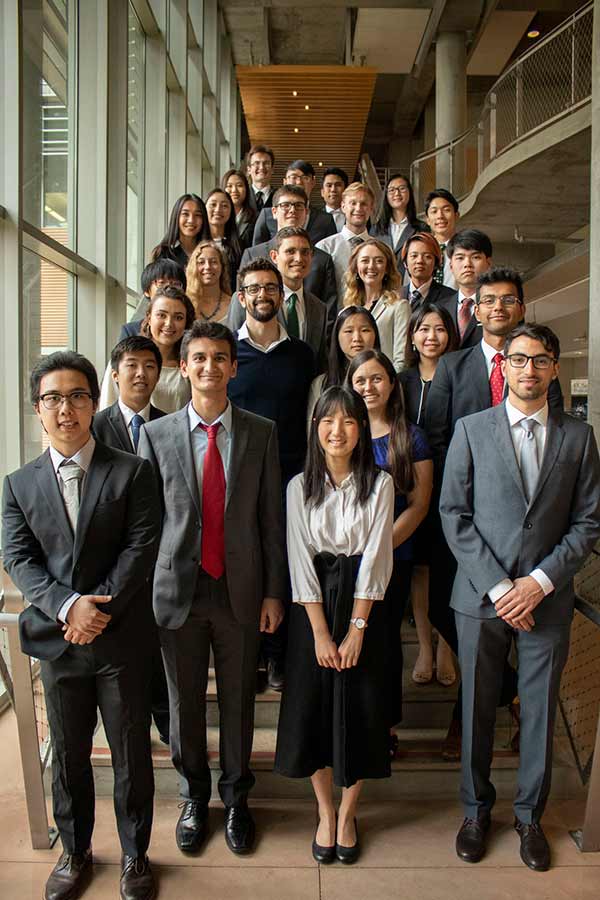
[
  {"x1": 440, "y1": 323, "x2": 600, "y2": 872},
  {"x1": 138, "y1": 321, "x2": 286, "y2": 857},
  {"x1": 228, "y1": 226, "x2": 327, "y2": 371}
]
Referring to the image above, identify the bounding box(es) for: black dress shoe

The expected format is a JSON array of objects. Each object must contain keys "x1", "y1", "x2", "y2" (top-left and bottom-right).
[
  {"x1": 44, "y1": 849, "x2": 93, "y2": 900},
  {"x1": 266, "y1": 658, "x2": 284, "y2": 692},
  {"x1": 120, "y1": 856, "x2": 156, "y2": 900},
  {"x1": 514, "y1": 819, "x2": 550, "y2": 871},
  {"x1": 335, "y1": 818, "x2": 360, "y2": 864},
  {"x1": 455, "y1": 814, "x2": 491, "y2": 863},
  {"x1": 175, "y1": 800, "x2": 209, "y2": 852},
  {"x1": 312, "y1": 816, "x2": 336, "y2": 864},
  {"x1": 224, "y1": 803, "x2": 256, "y2": 854}
]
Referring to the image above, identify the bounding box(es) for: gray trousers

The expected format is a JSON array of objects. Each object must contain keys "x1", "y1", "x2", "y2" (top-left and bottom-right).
[{"x1": 455, "y1": 612, "x2": 570, "y2": 823}]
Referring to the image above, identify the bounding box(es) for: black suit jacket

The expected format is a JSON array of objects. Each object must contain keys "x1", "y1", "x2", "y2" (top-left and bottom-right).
[
  {"x1": 2, "y1": 442, "x2": 161, "y2": 660},
  {"x1": 93, "y1": 402, "x2": 165, "y2": 453},
  {"x1": 425, "y1": 343, "x2": 565, "y2": 473},
  {"x1": 400, "y1": 282, "x2": 457, "y2": 312},
  {"x1": 434, "y1": 292, "x2": 481, "y2": 349},
  {"x1": 247, "y1": 185, "x2": 276, "y2": 216},
  {"x1": 371, "y1": 220, "x2": 427, "y2": 278},
  {"x1": 252, "y1": 206, "x2": 337, "y2": 246}
]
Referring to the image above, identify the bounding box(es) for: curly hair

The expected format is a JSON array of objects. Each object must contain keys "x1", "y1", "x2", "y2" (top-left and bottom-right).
[
  {"x1": 186, "y1": 240, "x2": 232, "y2": 312},
  {"x1": 342, "y1": 238, "x2": 402, "y2": 308}
]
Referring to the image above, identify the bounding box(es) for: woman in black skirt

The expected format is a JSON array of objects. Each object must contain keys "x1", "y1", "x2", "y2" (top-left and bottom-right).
[{"x1": 275, "y1": 386, "x2": 394, "y2": 864}]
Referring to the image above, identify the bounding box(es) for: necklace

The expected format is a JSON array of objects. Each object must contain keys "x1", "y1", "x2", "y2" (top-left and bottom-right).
[{"x1": 198, "y1": 297, "x2": 222, "y2": 321}]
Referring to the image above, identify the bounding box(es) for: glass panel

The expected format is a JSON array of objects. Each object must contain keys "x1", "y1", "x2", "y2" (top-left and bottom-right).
[
  {"x1": 127, "y1": 3, "x2": 146, "y2": 293},
  {"x1": 22, "y1": 0, "x2": 75, "y2": 247},
  {"x1": 22, "y1": 247, "x2": 74, "y2": 463}
]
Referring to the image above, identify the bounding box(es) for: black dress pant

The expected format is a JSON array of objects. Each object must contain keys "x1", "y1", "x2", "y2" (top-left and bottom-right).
[
  {"x1": 384, "y1": 561, "x2": 412, "y2": 728},
  {"x1": 41, "y1": 640, "x2": 154, "y2": 857},
  {"x1": 159, "y1": 572, "x2": 262, "y2": 807}
]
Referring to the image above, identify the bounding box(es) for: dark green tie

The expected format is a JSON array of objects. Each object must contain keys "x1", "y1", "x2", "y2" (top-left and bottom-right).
[{"x1": 286, "y1": 293, "x2": 300, "y2": 339}]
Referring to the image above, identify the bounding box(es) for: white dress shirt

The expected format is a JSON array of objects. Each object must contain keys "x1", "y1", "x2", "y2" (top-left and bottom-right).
[
  {"x1": 238, "y1": 321, "x2": 290, "y2": 354},
  {"x1": 408, "y1": 278, "x2": 433, "y2": 303},
  {"x1": 282, "y1": 284, "x2": 306, "y2": 340},
  {"x1": 286, "y1": 470, "x2": 394, "y2": 603},
  {"x1": 316, "y1": 226, "x2": 371, "y2": 305},
  {"x1": 440, "y1": 245, "x2": 456, "y2": 290},
  {"x1": 479, "y1": 338, "x2": 503, "y2": 379},
  {"x1": 118, "y1": 399, "x2": 151, "y2": 450},
  {"x1": 487, "y1": 399, "x2": 554, "y2": 604},
  {"x1": 390, "y1": 217, "x2": 409, "y2": 250},
  {"x1": 252, "y1": 183, "x2": 272, "y2": 206},
  {"x1": 188, "y1": 401, "x2": 232, "y2": 500},
  {"x1": 325, "y1": 205, "x2": 345, "y2": 232}
]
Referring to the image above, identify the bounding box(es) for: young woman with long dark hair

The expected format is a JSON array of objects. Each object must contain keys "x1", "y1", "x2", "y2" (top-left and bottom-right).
[
  {"x1": 221, "y1": 168, "x2": 256, "y2": 249},
  {"x1": 205, "y1": 188, "x2": 243, "y2": 291},
  {"x1": 151, "y1": 194, "x2": 210, "y2": 268},
  {"x1": 369, "y1": 172, "x2": 426, "y2": 276}
]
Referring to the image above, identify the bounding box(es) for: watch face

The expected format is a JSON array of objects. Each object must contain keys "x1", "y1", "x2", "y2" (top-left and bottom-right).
[{"x1": 353, "y1": 617, "x2": 366, "y2": 629}]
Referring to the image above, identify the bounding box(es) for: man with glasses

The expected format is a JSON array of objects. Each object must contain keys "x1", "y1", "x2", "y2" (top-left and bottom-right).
[
  {"x1": 2, "y1": 351, "x2": 161, "y2": 900},
  {"x1": 440, "y1": 322, "x2": 600, "y2": 871},
  {"x1": 246, "y1": 143, "x2": 276, "y2": 213},
  {"x1": 252, "y1": 160, "x2": 337, "y2": 246}
]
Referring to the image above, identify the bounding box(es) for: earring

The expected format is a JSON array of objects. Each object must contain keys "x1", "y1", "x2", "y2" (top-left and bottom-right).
[
  {"x1": 412, "y1": 344, "x2": 416, "y2": 352},
  {"x1": 356, "y1": 273, "x2": 360, "y2": 281}
]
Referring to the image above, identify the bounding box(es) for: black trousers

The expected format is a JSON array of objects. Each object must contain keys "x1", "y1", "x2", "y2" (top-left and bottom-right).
[
  {"x1": 384, "y1": 561, "x2": 413, "y2": 728},
  {"x1": 159, "y1": 572, "x2": 262, "y2": 807},
  {"x1": 41, "y1": 640, "x2": 154, "y2": 857}
]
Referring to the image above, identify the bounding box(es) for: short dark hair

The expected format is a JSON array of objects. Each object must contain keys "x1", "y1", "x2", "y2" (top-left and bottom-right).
[
  {"x1": 477, "y1": 266, "x2": 524, "y2": 304},
  {"x1": 424, "y1": 188, "x2": 459, "y2": 215},
  {"x1": 273, "y1": 226, "x2": 313, "y2": 250},
  {"x1": 247, "y1": 144, "x2": 275, "y2": 166},
  {"x1": 180, "y1": 320, "x2": 238, "y2": 363},
  {"x1": 140, "y1": 258, "x2": 187, "y2": 296},
  {"x1": 110, "y1": 335, "x2": 163, "y2": 374},
  {"x1": 447, "y1": 228, "x2": 493, "y2": 259},
  {"x1": 322, "y1": 167, "x2": 349, "y2": 187},
  {"x1": 287, "y1": 159, "x2": 315, "y2": 178},
  {"x1": 504, "y1": 323, "x2": 560, "y2": 360},
  {"x1": 237, "y1": 257, "x2": 284, "y2": 293},
  {"x1": 30, "y1": 351, "x2": 100, "y2": 406},
  {"x1": 272, "y1": 184, "x2": 308, "y2": 207},
  {"x1": 401, "y1": 231, "x2": 442, "y2": 266}
]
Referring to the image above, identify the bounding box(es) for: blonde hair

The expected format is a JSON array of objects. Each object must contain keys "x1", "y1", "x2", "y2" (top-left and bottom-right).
[
  {"x1": 342, "y1": 238, "x2": 402, "y2": 308},
  {"x1": 186, "y1": 241, "x2": 232, "y2": 311},
  {"x1": 342, "y1": 181, "x2": 375, "y2": 204}
]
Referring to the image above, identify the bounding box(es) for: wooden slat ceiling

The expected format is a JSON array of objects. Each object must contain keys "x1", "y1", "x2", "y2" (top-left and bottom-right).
[{"x1": 236, "y1": 66, "x2": 378, "y2": 185}]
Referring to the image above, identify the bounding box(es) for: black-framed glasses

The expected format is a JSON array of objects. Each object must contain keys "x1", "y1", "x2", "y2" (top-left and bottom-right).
[
  {"x1": 387, "y1": 185, "x2": 409, "y2": 195},
  {"x1": 39, "y1": 391, "x2": 93, "y2": 410},
  {"x1": 505, "y1": 353, "x2": 556, "y2": 370},
  {"x1": 275, "y1": 201, "x2": 307, "y2": 212},
  {"x1": 477, "y1": 294, "x2": 521, "y2": 308},
  {"x1": 240, "y1": 283, "x2": 281, "y2": 297}
]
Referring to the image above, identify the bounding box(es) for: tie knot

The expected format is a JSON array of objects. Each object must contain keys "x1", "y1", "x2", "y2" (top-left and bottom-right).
[
  {"x1": 493, "y1": 353, "x2": 504, "y2": 365},
  {"x1": 201, "y1": 423, "x2": 220, "y2": 440},
  {"x1": 349, "y1": 236, "x2": 364, "y2": 248},
  {"x1": 439, "y1": 243, "x2": 446, "y2": 252},
  {"x1": 287, "y1": 292, "x2": 298, "y2": 309},
  {"x1": 59, "y1": 461, "x2": 84, "y2": 484},
  {"x1": 131, "y1": 414, "x2": 145, "y2": 428},
  {"x1": 521, "y1": 418, "x2": 538, "y2": 439}
]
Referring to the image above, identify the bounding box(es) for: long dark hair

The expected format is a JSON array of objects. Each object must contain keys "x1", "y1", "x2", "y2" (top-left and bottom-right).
[
  {"x1": 372, "y1": 172, "x2": 420, "y2": 235},
  {"x1": 205, "y1": 188, "x2": 243, "y2": 263},
  {"x1": 405, "y1": 301, "x2": 459, "y2": 368},
  {"x1": 304, "y1": 386, "x2": 378, "y2": 507},
  {"x1": 324, "y1": 306, "x2": 381, "y2": 391},
  {"x1": 221, "y1": 168, "x2": 257, "y2": 227},
  {"x1": 151, "y1": 193, "x2": 210, "y2": 261},
  {"x1": 346, "y1": 350, "x2": 415, "y2": 495}
]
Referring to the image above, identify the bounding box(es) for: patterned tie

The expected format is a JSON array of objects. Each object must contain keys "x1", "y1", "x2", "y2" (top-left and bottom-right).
[
  {"x1": 489, "y1": 352, "x2": 505, "y2": 406},
  {"x1": 349, "y1": 235, "x2": 364, "y2": 248},
  {"x1": 256, "y1": 191, "x2": 264, "y2": 211},
  {"x1": 286, "y1": 293, "x2": 300, "y2": 338},
  {"x1": 458, "y1": 298, "x2": 473, "y2": 341},
  {"x1": 130, "y1": 414, "x2": 145, "y2": 451},
  {"x1": 58, "y1": 461, "x2": 85, "y2": 533},
  {"x1": 520, "y1": 418, "x2": 540, "y2": 502},
  {"x1": 433, "y1": 243, "x2": 446, "y2": 284},
  {"x1": 200, "y1": 423, "x2": 225, "y2": 579},
  {"x1": 410, "y1": 288, "x2": 422, "y2": 309}
]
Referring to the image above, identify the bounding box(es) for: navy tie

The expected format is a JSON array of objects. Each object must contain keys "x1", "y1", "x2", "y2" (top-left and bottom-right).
[{"x1": 131, "y1": 414, "x2": 145, "y2": 451}]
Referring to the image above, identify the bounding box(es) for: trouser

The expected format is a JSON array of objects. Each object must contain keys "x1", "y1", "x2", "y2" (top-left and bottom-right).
[
  {"x1": 456, "y1": 612, "x2": 570, "y2": 823},
  {"x1": 150, "y1": 632, "x2": 170, "y2": 740},
  {"x1": 41, "y1": 641, "x2": 154, "y2": 857},
  {"x1": 159, "y1": 571, "x2": 262, "y2": 807}
]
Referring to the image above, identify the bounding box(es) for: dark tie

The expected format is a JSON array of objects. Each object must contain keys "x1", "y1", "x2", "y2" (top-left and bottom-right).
[
  {"x1": 458, "y1": 299, "x2": 473, "y2": 340},
  {"x1": 200, "y1": 423, "x2": 225, "y2": 579},
  {"x1": 411, "y1": 288, "x2": 422, "y2": 309},
  {"x1": 433, "y1": 243, "x2": 446, "y2": 285},
  {"x1": 130, "y1": 414, "x2": 145, "y2": 451},
  {"x1": 489, "y1": 353, "x2": 505, "y2": 406},
  {"x1": 349, "y1": 235, "x2": 364, "y2": 248},
  {"x1": 256, "y1": 191, "x2": 264, "y2": 211},
  {"x1": 286, "y1": 293, "x2": 300, "y2": 338}
]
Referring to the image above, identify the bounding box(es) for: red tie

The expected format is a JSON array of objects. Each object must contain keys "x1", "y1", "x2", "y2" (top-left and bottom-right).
[
  {"x1": 200, "y1": 423, "x2": 225, "y2": 579},
  {"x1": 458, "y1": 298, "x2": 473, "y2": 340},
  {"x1": 489, "y1": 353, "x2": 505, "y2": 406}
]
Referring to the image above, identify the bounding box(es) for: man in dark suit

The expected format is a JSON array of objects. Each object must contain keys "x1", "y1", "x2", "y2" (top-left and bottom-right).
[
  {"x1": 320, "y1": 166, "x2": 348, "y2": 232},
  {"x1": 228, "y1": 227, "x2": 327, "y2": 371},
  {"x1": 245, "y1": 143, "x2": 276, "y2": 214},
  {"x1": 240, "y1": 185, "x2": 338, "y2": 327},
  {"x1": 441, "y1": 323, "x2": 600, "y2": 871},
  {"x1": 119, "y1": 258, "x2": 187, "y2": 340},
  {"x1": 252, "y1": 160, "x2": 337, "y2": 246},
  {"x1": 400, "y1": 231, "x2": 456, "y2": 310},
  {"x1": 424, "y1": 188, "x2": 459, "y2": 288},
  {"x1": 434, "y1": 229, "x2": 493, "y2": 350},
  {"x1": 2, "y1": 351, "x2": 161, "y2": 900},
  {"x1": 138, "y1": 321, "x2": 286, "y2": 857}
]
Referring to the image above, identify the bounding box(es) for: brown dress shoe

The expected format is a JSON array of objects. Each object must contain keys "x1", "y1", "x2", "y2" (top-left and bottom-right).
[
  {"x1": 442, "y1": 718, "x2": 462, "y2": 762},
  {"x1": 120, "y1": 855, "x2": 157, "y2": 900},
  {"x1": 44, "y1": 850, "x2": 93, "y2": 900}
]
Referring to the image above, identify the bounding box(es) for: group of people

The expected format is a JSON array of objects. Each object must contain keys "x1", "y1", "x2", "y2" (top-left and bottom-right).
[{"x1": 3, "y1": 142, "x2": 600, "y2": 900}]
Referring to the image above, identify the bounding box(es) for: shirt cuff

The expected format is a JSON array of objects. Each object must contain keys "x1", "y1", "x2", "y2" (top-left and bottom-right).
[
  {"x1": 487, "y1": 579, "x2": 514, "y2": 604},
  {"x1": 58, "y1": 593, "x2": 80, "y2": 624},
  {"x1": 529, "y1": 568, "x2": 554, "y2": 597}
]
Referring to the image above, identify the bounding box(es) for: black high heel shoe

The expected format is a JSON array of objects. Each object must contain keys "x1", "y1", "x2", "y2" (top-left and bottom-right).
[
  {"x1": 312, "y1": 815, "x2": 336, "y2": 864},
  {"x1": 336, "y1": 817, "x2": 360, "y2": 864}
]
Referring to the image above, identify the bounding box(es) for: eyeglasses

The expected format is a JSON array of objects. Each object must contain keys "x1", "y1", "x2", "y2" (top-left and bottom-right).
[
  {"x1": 387, "y1": 186, "x2": 409, "y2": 195},
  {"x1": 477, "y1": 294, "x2": 521, "y2": 308},
  {"x1": 39, "y1": 391, "x2": 93, "y2": 410},
  {"x1": 505, "y1": 353, "x2": 556, "y2": 370},
  {"x1": 240, "y1": 283, "x2": 281, "y2": 297},
  {"x1": 250, "y1": 161, "x2": 271, "y2": 170},
  {"x1": 275, "y1": 201, "x2": 307, "y2": 212}
]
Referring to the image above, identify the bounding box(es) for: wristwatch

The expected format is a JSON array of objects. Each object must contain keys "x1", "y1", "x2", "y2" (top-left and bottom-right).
[{"x1": 350, "y1": 617, "x2": 368, "y2": 630}]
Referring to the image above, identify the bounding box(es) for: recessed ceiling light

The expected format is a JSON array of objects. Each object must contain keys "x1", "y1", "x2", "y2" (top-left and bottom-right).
[
  {"x1": 318, "y1": 161, "x2": 323, "y2": 167},
  {"x1": 527, "y1": 29, "x2": 540, "y2": 38},
  {"x1": 294, "y1": 127, "x2": 299, "y2": 133},
  {"x1": 304, "y1": 104, "x2": 310, "y2": 110},
  {"x1": 292, "y1": 91, "x2": 298, "y2": 97}
]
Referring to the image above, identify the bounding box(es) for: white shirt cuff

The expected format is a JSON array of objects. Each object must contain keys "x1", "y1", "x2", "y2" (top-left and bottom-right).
[
  {"x1": 529, "y1": 568, "x2": 554, "y2": 596},
  {"x1": 58, "y1": 593, "x2": 80, "y2": 624},
  {"x1": 487, "y1": 579, "x2": 514, "y2": 604}
]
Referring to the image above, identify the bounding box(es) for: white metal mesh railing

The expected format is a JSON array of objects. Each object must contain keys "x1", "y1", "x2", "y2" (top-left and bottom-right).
[{"x1": 410, "y1": 2, "x2": 593, "y2": 211}]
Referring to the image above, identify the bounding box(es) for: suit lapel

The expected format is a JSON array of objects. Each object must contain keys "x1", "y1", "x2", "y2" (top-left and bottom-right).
[
  {"x1": 226, "y1": 406, "x2": 249, "y2": 510},
  {"x1": 73, "y1": 444, "x2": 113, "y2": 562},
  {"x1": 528, "y1": 412, "x2": 565, "y2": 509},
  {"x1": 490, "y1": 406, "x2": 525, "y2": 497},
  {"x1": 461, "y1": 314, "x2": 478, "y2": 347},
  {"x1": 108, "y1": 403, "x2": 132, "y2": 451},
  {"x1": 172, "y1": 408, "x2": 202, "y2": 516},
  {"x1": 35, "y1": 452, "x2": 73, "y2": 545},
  {"x1": 304, "y1": 293, "x2": 321, "y2": 349},
  {"x1": 468, "y1": 346, "x2": 493, "y2": 409}
]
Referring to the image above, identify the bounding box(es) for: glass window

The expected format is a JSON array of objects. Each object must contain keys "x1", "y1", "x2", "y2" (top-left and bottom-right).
[{"x1": 127, "y1": 4, "x2": 146, "y2": 293}]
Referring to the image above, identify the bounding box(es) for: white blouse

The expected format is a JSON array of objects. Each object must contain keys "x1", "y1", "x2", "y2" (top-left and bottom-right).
[{"x1": 287, "y1": 470, "x2": 394, "y2": 604}]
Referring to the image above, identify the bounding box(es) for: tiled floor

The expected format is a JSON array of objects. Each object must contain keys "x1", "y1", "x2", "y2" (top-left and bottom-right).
[{"x1": 1, "y1": 708, "x2": 598, "y2": 899}]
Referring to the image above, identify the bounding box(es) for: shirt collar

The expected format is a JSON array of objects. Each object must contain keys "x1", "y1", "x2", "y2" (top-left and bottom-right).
[
  {"x1": 505, "y1": 398, "x2": 549, "y2": 429},
  {"x1": 187, "y1": 400, "x2": 232, "y2": 433},
  {"x1": 238, "y1": 321, "x2": 290, "y2": 351},
  {"x1": 49, "y1": 435, "x2": 96, "y2": 475},
  {"x1": 410, "y1": 278, "x2": 432, "y2": 297},
  {"x1": 252, "y1": 183, "x2": 270, "y2": 196},
  {"x1": 118, "y1": 399, "x2": 151, "y2": 427},
  {"x1": 325, "y1": 471, "x2": 355, "y2": 493},
  {"x1": 480, "y1": 337, "x2": 503, "y2": 366},
  {"x1": 341, "y1": 226, "x2": 370, "y2": 242},
  {"x1": 283, "y1": 283, "x2": 304, "y2": 303},
  {"x1": 458, "y1": 290, "x2": 477, "y2": 305},
  {"x1": 390, "y1": 216, "x2": 408, "y2": 228}
]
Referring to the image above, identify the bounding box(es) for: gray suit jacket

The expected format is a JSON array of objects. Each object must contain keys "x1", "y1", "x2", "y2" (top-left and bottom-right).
[
  {"x1": 227, "y1": 290, "x2": 328, "y2": 372},
  {"x1": 440, "y1": 404, "x2": 600, "y2": 625},
  {"x1": 138, "y1": 404, "x2": 287, "y2": 629}
]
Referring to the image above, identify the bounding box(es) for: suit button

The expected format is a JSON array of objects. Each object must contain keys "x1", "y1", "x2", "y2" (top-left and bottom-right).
[
  {"x1": 191, "y1": 556, "x2": 197, "y2": 563},
  {"x1": 524, "y1": 521, "x2": 533, "y2": 530}
]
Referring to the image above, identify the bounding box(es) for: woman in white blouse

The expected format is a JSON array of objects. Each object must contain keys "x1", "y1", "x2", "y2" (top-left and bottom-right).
[
  {"x1": 275, "y1": 386, "x2": 394, "y2": 865},
  {"x1": 341, "y1": 238, "x2": 410, "y2": 372}
]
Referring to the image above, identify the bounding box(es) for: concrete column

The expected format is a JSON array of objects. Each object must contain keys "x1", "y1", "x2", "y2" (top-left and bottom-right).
[
  {"x1": 588, "y1": 0, "x2": 600, "y2": 433},
  {"x1": 435, "y1": 31, "x2": 467, "y2": 191},
  {"x1": 424, "y1": 91, "x2": 436, "y2": 151}
]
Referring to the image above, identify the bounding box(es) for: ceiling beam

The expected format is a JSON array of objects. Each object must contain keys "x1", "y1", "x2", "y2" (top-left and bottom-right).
[{"x1": 411, "y1": 0, "x2": 448, "y2": 80}]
